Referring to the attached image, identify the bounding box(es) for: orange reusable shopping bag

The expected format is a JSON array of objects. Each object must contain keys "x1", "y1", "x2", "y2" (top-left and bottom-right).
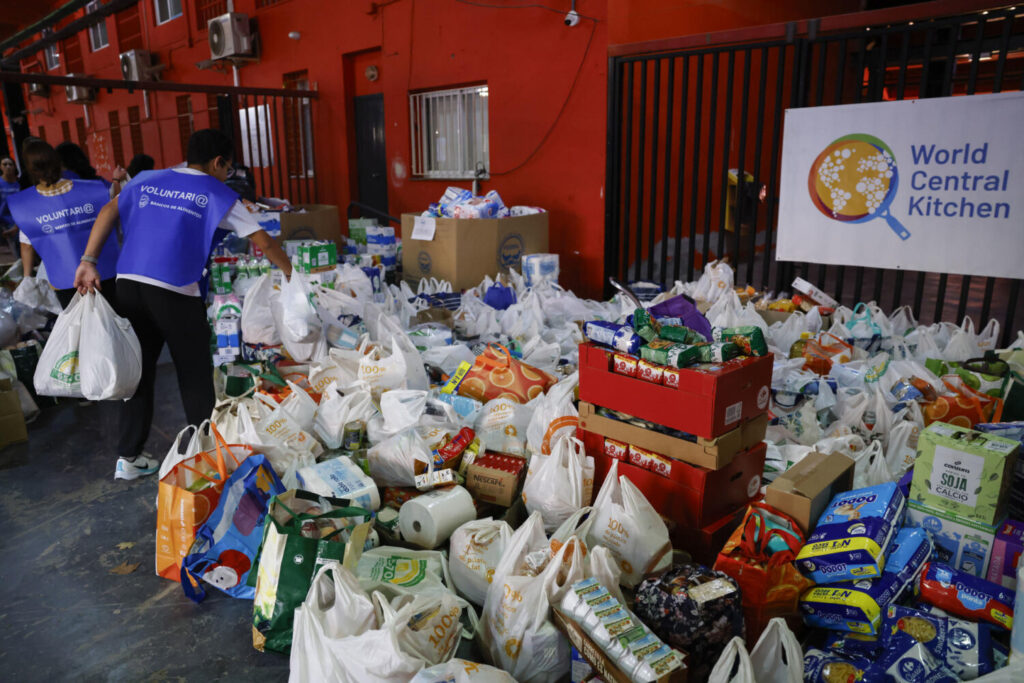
[
  {"x1": 155, "y1": 424, "x2": 252, "y2": 580},
  {"x1": 456, "y1": 343, "x2": 556, "y2": 404}
]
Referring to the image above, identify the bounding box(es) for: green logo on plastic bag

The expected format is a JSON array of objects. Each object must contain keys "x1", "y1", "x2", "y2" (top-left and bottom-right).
[
  {"x1": 50, "y1": 351, "x2": 79, "y2": 385},
  {"x1": 377, "y1": 557, "x2": 427, "y2": 586}
]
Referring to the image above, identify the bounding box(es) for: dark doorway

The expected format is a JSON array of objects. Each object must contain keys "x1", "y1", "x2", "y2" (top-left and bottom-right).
[{"x1": 353, "y1": 93, "x2": 388, "y2": 217}]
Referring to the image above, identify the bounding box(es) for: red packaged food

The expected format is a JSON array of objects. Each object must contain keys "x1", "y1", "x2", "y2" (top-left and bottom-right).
[
  {"x1": 628, "y1": 444, "x2": 655, "y2": 470},
  {"x1": 604, "y1": 438, "x2": 628, "y2": 461},
  {"x1": 662, "y1": 367, "x2": 681, "y2": 389},
  {"x1": 917, "y1": 562, "x2": 1014, "y2": 630},
  {"x1": 613, "y1": 353, "x2": 638, "y2": 377},
  {"x1": 637, "y1": 359, "x2": 664, "y2": 385},
  {"x1": 648, "y1": 452, "x2": 673, "y2": 478}
]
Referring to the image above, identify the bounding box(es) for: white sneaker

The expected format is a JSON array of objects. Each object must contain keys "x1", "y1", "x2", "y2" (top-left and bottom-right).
[{"x1": 114, "y1": 454, "x2": 159, "y2": 481}]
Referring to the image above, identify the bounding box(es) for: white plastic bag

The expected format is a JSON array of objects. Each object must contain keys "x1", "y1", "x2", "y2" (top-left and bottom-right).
[
  {"x1": 587, "y1": 545, "x2": 626, "y2": 603},
  {"x1": 852, "y1": 440, "x2": 891, "y2": 488},
  {"x1": 357, "y1": 343, "x2": 408, "y2": 399},
  {"x1": 78, "y1": 292, "x2": 142, "y2": 401},
  {"x1": 708, "y1": 637, "x2": 755, "y2": 683},
  {"x1": 943, "y1": 318, "x2": 982, "y2": 362},
  {"x1": 12, "y1": 276, "x2": 62, "y2": 315},
  {"x1": 885, "y1": 419, "x2": 921, "y2": 479},
  {"x1": 367, "y1": 428, "x2": 433, "y2": 487},
  {"x1": 585, "y1": 459, "x2": 672, "y2": 587},
  {"x1": 521, "y1": 435, "x2": 594, "y2": 533},
  {"x1": 410, "y1": 659, "x2": 515, "y2": 683},
  {"x1": 33, "y1": 292, "x2": 85, "y2": 397},
  {"x1": 481, "y1": 512, "x2": 580, "y2": 683},
  {"x1": 356, "y1": 546, "x2": 452, "y2": 601},
  {"x1": 525, "y1": 372, "x2": 579, "y2": 455},
  {"x1": 748, "y1": 618, "x2": 803, "y2": 683},
  {"x1": 280, "y1": 273, "x2": 320, "y2": 344},
  {"x1": 158, "y1": 420, "x2": 214, "y2": 481},
  {"x1": 449, "y1": 518, "x2": 513, "y2": 606},
  {"x1": 240, "y1": 274, "x2": 280, "y2": 345},
  {"x1": 288, "y1": 563, "x2": 381, "y2": 683},
  {"x1": 314, "y1": 384, "x2": 376, "y2": 449},
  {"x1": 476, "y1": 397, "x2": 534, "y2": 456}
]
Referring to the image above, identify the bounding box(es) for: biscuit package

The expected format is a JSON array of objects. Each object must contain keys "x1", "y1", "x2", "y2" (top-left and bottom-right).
[{"x1": 796, "y1": 483, "x2": 907, "y2": 583}]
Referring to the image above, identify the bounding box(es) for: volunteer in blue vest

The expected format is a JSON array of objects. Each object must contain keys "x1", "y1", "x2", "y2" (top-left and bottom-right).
[
  {"x1": 6, "y1": 140, "x2": 119, "y2": 307},
  {"x1": 74, "y1": 129, "x2": 293, "y2": 481}
]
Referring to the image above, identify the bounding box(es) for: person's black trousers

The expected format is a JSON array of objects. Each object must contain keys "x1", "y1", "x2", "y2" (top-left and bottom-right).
[
  {"x1": 55, "y1": 278, "x2": 118, "y2": 309},
  {"x1": 113, "y1": 279, "x2": 214, "y2": 460}
]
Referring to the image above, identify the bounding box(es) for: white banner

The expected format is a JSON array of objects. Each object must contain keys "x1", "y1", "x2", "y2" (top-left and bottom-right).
[{"x1": 776, "y1": 92, "x2": 1024, "y2": 279}]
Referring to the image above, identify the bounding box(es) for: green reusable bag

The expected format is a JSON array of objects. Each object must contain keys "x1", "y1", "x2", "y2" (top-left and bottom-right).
[
  {"x1": 925, "y1": 352, "x2": 1010, "y2": 399},
  {"x1": 251, "y1": 490, "x2": 371, "y2": 654}
]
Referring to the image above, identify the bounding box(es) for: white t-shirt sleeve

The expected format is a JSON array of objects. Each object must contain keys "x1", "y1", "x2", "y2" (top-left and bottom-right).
[
  {"x1": 19, "y1": 230, "x2": 30, "y2": 245},
  {"x1": 219, "y1": 201, "x2": 262, "y2": 238}
]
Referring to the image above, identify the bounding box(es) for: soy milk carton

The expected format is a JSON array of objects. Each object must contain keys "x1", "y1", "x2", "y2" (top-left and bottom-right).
[{"x1": 910, "y1": 422, "x2": 1019, "y2": 526}]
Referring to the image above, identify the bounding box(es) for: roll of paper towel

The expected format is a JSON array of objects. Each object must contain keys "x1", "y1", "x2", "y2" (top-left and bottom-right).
[
  {"x1": 399, "y1": 485, "x2": 476, "y2": 549},
  {"x1": 296, "y1": 456, "x2": 381, "y2": 511}
]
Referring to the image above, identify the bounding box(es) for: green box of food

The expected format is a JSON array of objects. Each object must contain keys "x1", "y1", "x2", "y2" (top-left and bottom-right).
[
  {"x1": 910, "y1": 422, "x2": 1020, "y2": 526},
  {"x1": 297, "y1": 241, "x2": 337, "y2": 274}
]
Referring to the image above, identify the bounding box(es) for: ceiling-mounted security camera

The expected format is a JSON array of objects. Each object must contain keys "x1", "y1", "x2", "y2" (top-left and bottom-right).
[{"x1": 564, "y1": 10, "x2": 580, "y2": 27}]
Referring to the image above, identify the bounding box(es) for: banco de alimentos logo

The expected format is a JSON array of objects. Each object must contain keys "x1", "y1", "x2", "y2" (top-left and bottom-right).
[
  {"x1": 808, "y1": 133, "x2": 911, "y2": 241},
  {"x1": 139, "y1": 194, "x2": 150, "y2": 208}
]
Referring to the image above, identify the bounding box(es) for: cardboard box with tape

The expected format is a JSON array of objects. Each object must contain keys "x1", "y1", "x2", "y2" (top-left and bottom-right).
[{"x1": 765, "y1": 451, "x2": 856, "y2": 534}]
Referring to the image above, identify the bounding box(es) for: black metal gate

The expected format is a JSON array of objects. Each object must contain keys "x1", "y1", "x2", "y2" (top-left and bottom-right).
[{"x1": 605, "y1": 4, "x2": 1023, "y2": 345}]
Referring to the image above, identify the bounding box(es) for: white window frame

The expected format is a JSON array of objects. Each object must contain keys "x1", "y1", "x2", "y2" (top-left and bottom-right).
[
  {"x1": 87, "y1": 1, "x2": 109, "y2": 51},
  {"x1": 43, "y1": 30, "x2": 60, "y2": 70},
  {"x1": 238, "y1": 104, "x2": 275, "y2": 168},
  {"x1": 410, "y1": 85, "x2": 490, "y2": 179},
  {"x1": 153, "y1": 0, "x2": 183, "y2": 26}
]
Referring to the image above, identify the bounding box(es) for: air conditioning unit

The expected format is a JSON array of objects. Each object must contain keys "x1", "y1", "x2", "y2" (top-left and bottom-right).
[
  {"x1": 208, "y1": 13, "x2": 254, "y2": 60},
  {"x1": 120, "y1": 49, "x2": 155, "y2": 81},
  {"x1": 27, "y1": 81, "x2": 49, "y2": 97},
  {"x1": 64, "y1": 74, "x2": 95, "y2": 104}
]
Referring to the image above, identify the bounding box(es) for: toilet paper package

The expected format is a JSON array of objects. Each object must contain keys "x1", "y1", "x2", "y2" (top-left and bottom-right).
[
  {"x1": 398, "y1": 485, "x2": 477, "y2": 549},
  {"x1": 296, "y1": 456, "x2": 381, "y2": 511},
  {"x1": 522, "y1": 253, "x2": 559, "y2": 288}
]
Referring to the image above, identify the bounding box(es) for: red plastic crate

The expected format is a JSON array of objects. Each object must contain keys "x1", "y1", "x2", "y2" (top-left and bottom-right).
[
  {"x1": 582, "y1": 427, "x2": 766, "y2": 530},
  {"x1": 577, "y1": 343, "x2": 773, "y2": 439}
]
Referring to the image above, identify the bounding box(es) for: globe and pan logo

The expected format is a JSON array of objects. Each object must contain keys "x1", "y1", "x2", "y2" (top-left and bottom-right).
[{"x1": 808, "y1": 133, "x2": 911, "y2": 241}]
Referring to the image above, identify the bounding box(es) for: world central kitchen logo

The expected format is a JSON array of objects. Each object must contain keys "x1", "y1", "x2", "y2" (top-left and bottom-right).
[{"x1": 809, "y1": 134, "x2": 1012, "y2": 240}]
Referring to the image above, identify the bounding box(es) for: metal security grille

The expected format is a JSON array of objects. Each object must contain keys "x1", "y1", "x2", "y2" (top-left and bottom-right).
[
  {"x1": 410, "y1": 85, "x2": 490, "y2": 179},
  {"x1": 606, "y1": 4, "x2": 1024, "y2": 344}
]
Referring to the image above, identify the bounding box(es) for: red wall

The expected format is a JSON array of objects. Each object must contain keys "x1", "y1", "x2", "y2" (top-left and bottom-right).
[{"x1": 12, "y1": 0, "x2": 876, "y2": 298}]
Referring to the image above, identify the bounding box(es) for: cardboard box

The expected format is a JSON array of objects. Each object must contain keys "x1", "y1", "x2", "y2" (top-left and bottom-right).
[
  {"x1": 791, "y1": 277, "x2": 839, "y2": 308},
  {"x1": 987, "y1": 519, "x2": 1024, "y2": 589},
  {"x1": 401, "y1": 212, "x2": 549, "y2": 291},
  {"x1": 272, "y1": 205, "x2": 342, "y2": 244},
  {"x1": 0, "y1": 378, "x2": 28, "y2": 449},
  {"x1": 578, "y1": 344, "x2": 772, "y2": 439},
  {"x1": 765, "y1": 451, "x2": 856, "y2": 535},
  {"x1": 466, "y1": 453, "x2": 526, "y2": 507},
  {"x1": 552, "y1": 608, "x2": 688, "y2": 683},
  {"x1": 582, "y1": 428, "x2": 766, "y2": 529},
  {"x1": 904, "y1": 499, "x2": 1000, "y2": 578},
  {"x1": 910, "y1": 422, "x2": 1020, "y2": 526},
  {"x1": 579, "y1": 401, "x2": 767, "y2": 470},
  {"x1": 297, "y1": 241, "x2": 338, "y2": 274}
]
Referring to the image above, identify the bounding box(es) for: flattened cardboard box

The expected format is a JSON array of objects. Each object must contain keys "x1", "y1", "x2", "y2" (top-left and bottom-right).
[
  {"x1": 579, "y1": 401, "x2": 767, "y2": 470},
  {"x1": 401, "y1": 213, "x2": 548, "y2": 291},
  {"x1": 765, "y1": 451, "x2": 856, "y2": 535}
]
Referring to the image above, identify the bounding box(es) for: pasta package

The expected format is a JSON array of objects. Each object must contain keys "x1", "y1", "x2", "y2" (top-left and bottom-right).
[
  {"x1": 886, "y1": 605, "x2": 996, "y2": 680},
  {"x1": 877, "y1": 631, "x2": 958, "y2": 683},
  {"x1": 803, "y1": 648, "x2": 884, "y2": 683},
  {"x1": 918, "y1": 562, "x2": 1015, "y2": 630},
  {"x1": 796, "y1": 483, "x2": 907, "y2": 583}
]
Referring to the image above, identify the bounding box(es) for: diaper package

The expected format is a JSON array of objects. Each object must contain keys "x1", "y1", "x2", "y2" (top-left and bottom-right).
[
  {"x1": 797, "y1": 482, "x2": 907, "y2": 583},
  {"x1": 800, "y1": 527, "x2": 931, "y2": 635},
  {"x1": 918, "y1": 561, "x2": 1015, "y2": 630}
]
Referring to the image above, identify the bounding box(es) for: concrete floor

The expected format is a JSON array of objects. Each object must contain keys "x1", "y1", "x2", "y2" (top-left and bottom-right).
[{"x1": 0, "y1": 364, "x2": 290, "y2": 682}]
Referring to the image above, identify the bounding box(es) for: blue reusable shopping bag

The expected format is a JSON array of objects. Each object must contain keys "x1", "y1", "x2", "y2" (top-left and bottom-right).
[{"x1": 180, "y1": 453, "x2": 285, "y2": 603}]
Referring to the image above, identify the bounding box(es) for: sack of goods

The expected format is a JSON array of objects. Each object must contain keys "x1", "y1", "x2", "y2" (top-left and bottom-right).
[{"x1": 61, "y1": 236, "x2": 1020, "y2": 683}]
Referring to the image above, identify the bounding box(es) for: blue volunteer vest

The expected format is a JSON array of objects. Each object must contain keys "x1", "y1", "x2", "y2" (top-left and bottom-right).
[
  {"x1": 7, "y1": 179, "x2": 119, "y2": 290},
  {"x1": 117, "y1": 169, "x2": 239, "y2": 287}
]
